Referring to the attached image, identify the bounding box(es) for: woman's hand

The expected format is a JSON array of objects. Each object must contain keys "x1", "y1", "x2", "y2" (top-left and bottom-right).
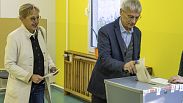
[
  {"x1": 50, "y1": 67, "x2": 59, "y2": 75},
  {"x1": 31, "y1": 74, "x2": 44, "y2": 84}
]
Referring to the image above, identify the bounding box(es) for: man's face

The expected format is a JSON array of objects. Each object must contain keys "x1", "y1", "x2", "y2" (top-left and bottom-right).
[
  {"x1": 120, "y1": 9, "x2": 141, "y2": 31},
  {"x1": 20, "y1": 9, "x2": 40, "y2": 33}
]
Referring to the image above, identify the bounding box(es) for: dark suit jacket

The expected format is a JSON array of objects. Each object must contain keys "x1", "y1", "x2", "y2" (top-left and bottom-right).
[
  {"x1": 178, "y1": 51, "x2": 183, "y2": 76},
  {"x1": 87, "y1": 17, "x2": 141, "y2": 99}
]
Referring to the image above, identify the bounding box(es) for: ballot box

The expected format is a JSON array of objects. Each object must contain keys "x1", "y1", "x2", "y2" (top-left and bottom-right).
[{"x1": 104, "y1": 76, "x2": 183, "y2": 103}]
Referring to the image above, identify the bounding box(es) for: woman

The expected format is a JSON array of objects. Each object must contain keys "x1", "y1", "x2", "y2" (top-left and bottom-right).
[{"x1": 4, "y1": 3, "x2": 57, "y2": 103}]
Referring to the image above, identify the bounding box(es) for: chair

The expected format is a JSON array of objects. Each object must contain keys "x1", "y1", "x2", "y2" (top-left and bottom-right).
[{"x1": 0, "y1": 70, "x2": 8, "y2": 89}]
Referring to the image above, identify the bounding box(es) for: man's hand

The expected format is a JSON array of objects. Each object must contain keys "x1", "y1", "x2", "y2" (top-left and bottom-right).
[
  {"x1": 168, "y1": 75, "x2": 183, "y2": 84},
  {"x1": 124, "y1": 61, "x2": 137, "y2": 74},
  {"x1": 31, "y1": 74, "x2": 44, "y2": 84}
]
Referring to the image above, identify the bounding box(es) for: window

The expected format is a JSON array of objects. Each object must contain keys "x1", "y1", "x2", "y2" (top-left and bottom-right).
[{"x1": 90, "y1": 0, "x2": 120, "y2": 48}]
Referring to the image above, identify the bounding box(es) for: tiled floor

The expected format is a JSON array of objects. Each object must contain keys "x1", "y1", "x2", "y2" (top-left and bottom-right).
[
  {"x1": 0, "y1": 89, "x2": 5, "y2": 103},
  {"x1": 0, "y1": 85, "x2": 90, "y2": 103},
  {"x1": 50, "y1": 85, "x2": 89, "y2": 103}
]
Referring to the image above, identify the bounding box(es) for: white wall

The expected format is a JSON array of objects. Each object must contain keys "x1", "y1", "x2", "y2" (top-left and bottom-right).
[{"x1": 0, "y1": 0, "x2": 56, "y2": 62}]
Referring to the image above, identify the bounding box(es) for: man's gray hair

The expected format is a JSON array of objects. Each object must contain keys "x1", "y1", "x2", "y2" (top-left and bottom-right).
[
  {"x1": 19, "y1": 3, "x2": 39, "y2": 18},
  {"x1": 120, "y1": 0, "x2": 142, "y2": 13}
]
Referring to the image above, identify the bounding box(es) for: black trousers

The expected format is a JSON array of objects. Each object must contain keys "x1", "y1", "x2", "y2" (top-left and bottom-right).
[{"x1": 92, "y1": 95, "x2": 107, "y2": 103}]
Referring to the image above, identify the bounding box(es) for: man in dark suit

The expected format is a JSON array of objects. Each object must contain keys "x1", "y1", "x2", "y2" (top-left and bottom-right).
[
  {"x1": 169, "y1": 52, "x2": 183, "y2": 83},
  {"x1": 87, "y1": 0, "x2": 142, "y2": 103}
]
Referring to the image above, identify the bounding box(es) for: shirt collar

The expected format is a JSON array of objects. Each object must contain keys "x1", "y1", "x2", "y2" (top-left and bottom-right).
[
  {"x1": 119, "y1": 17, "x2": 133, "y2": 34},
  {"x1": 20, "y1": 24, "x2": 36, "y2": 39}
]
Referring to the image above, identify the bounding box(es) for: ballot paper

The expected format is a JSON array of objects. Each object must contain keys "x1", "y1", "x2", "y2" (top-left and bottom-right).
[
  {"x1": 43, "y1": 69, "x2": 59, "y2": 78},
  {"x1": 150, "y1": 78, "x2": 170, "y2": 85},
  {"x1": 135, "y1": 58, "x2": 151, "y2": 83}
]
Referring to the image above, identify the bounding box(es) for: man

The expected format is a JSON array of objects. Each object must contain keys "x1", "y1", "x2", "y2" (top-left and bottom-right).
[
  {"x1": 4, "y1": 3, "x2": 58, "y2": 103},
  {"x1": 87, "y1": 0, "x2": 142, "y2": 103}
]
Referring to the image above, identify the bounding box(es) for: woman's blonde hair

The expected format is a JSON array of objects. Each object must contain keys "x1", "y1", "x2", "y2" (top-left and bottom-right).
[{"x1": 19, "y1": 3, "x2": 39, "y2": 18}]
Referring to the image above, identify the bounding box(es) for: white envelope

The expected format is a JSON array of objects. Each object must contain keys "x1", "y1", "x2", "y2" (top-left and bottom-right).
[{"x1": 135, "y1": 59, "x2": 151, "y2": 83}]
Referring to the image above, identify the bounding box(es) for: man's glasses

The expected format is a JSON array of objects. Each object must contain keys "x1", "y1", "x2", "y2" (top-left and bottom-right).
[
  {"x1": 30, "y1": 16, "x2": 41, "y2": 22},
  {"x1": 123, "y1": 10, "x2": 141, "y2": 21}
]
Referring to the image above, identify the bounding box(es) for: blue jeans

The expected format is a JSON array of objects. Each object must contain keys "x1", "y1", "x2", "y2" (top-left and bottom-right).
[{"x1": 29, "y1": 83, "x2": 45, "y2": 103}]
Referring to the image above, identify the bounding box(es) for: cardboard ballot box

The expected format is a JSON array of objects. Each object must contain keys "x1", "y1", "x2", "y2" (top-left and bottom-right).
[{"x1": 104, "y1": 76, "x2": 183, "y2": 103}]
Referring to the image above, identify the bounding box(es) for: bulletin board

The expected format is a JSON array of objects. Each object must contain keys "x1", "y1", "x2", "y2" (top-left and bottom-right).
[{"x1": 0, "y1": 18, "x2": 47, "y2": 68}]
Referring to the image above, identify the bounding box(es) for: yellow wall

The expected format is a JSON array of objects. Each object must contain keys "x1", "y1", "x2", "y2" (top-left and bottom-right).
[
  {"x1": 55, "y1": 0, "x2": 66, "y2": 87},
  {"x1": 55, "y1": 0, "x2": 88, "y2": 87},
  {"x1": 56, "y1": 0, "x2": 183, "y2": 87},
  {"x1": 138, "y1": 0, "x2": 183, "y2": 78},
  {"x1": 68, "y1": 0, "x2": 88, "y2": 53}
]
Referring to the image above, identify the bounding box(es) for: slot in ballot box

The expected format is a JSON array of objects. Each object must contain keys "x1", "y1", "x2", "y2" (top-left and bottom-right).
[{"x1": 104, "y1": 76, "x2": 183, "y2": 103}]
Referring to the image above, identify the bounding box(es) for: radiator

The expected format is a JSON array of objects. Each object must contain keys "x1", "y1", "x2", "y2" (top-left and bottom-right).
[
  {"x1": 64, "y1": 51, "x2": 97, "y2": 102},
  {"x1": 64, "y1": 51, "x2": 153, "y2": 102}
]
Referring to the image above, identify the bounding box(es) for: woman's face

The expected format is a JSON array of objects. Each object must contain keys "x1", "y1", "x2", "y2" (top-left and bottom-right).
[{"x1": 21, "y1": 9, "x2": 40, "y2": 33}]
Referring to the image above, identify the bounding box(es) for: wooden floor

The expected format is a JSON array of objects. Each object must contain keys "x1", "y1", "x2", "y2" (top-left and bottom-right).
[{"x1": 0, "y1": 85, "x2": 90, "y2": 103}]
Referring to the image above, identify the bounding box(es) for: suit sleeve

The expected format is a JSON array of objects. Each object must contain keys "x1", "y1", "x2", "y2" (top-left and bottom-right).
[
  {"x1": 137, "y1": 30, "x2": 141, "y2": 60},
  {"x1": 97, "y1": 28, "x2": 124, "y2": 73},
  {"x1": 178, "y1": 51, "x2": 183, "y2": 76}
]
